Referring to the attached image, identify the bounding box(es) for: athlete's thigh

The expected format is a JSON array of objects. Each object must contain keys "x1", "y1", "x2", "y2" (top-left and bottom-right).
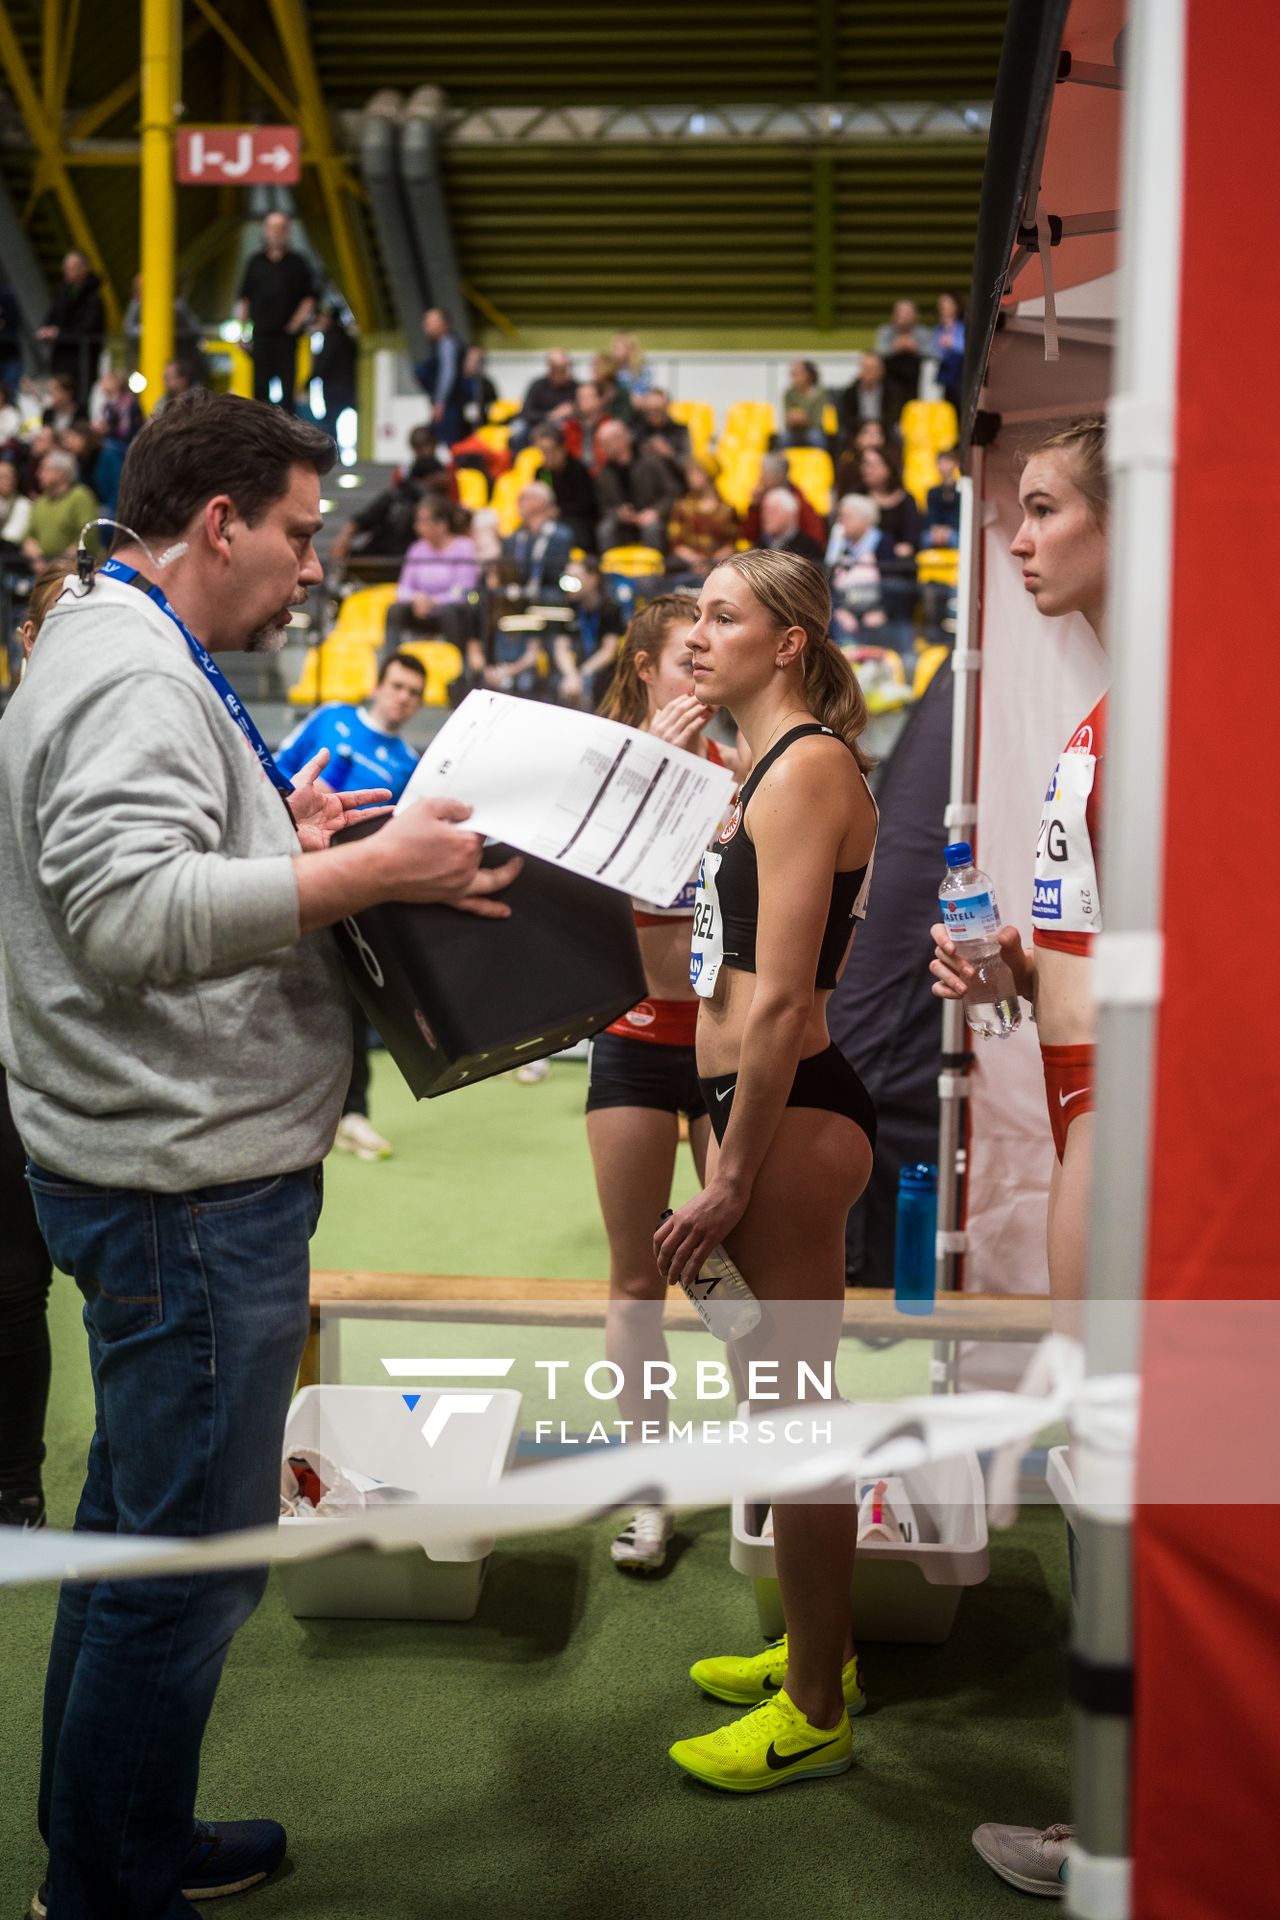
[
  {"x1": 687, "y1": 1112, "x2": 712, "y2": 1186},
  {"x1": 1047, "y1": 1110, "x2": 1093, "y2": 1314},
  {"x1": 726, "y1": 1107, "x2": 872, "y2": 1304},
  {"x1": 587, "y1": 1106, "x2": 680, "y2": 1284}
]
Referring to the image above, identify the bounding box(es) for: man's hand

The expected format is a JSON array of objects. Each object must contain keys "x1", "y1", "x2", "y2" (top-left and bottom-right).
[
  {"x1": 411, "y1": 593, "x2": 435, "y2": 619},
  {"x1": 36, "y1": 325, "x2": 57, "y2": 343},
  {"x1": 22, "y1": 537, "x2": 44, "y2": 563},
  {"x1": 287, "y1": 748, "x2": 392, "y2": 851},
  {"x1": 375, "y1": 798, "x2": 522, "y2": 917}
]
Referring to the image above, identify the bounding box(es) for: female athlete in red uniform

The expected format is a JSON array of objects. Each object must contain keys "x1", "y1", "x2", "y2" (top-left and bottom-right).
[
  {"x1": 655, "y1": 549, "x2": 880, "y2": 1792},
  {"x1": 588, "y1": 594, "x2": 725, "y2": 1574},
  {"x1": 930, "y1": 418, "x2": 1108, "y2": 1305}
]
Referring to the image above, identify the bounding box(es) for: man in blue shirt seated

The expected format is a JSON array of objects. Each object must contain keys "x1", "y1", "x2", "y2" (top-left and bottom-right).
[{"x1": 275, "y1": 652, "x2": 426, "y2": 1159}]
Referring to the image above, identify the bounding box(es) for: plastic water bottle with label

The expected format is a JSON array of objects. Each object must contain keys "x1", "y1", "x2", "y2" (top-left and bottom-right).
[
  {"x1": 938, "y1": 842, "x2": 1022, "y2": 1038},
  {"x1": 658, "y1": 1211, "x2": 762, "y2": 1342}
]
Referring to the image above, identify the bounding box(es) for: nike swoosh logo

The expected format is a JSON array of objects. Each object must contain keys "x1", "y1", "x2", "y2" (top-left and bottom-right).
[
  {"x1": 715, "y1": 1085, "x2": 736, "y2": 1103},
  {"x1": 761, "y1": 1676, "x2": 781, "y2": 1693},
  {"x1": 765, "y1": 1737, "x2": 840, "y2": 1771},
  {"x1": 1058, "y1": 1088, "x2": 1088, "y2": 1107}
]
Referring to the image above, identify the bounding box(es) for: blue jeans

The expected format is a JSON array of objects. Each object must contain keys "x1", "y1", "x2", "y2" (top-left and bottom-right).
[{"x1": 27, "y1": 1163, "x2": 323, "y2": 1919}]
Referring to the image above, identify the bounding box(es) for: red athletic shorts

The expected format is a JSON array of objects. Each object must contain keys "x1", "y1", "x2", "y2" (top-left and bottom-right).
[
  {"x1": 1040, "y1": 1043, "x2": 1095, "y2": 1162},
  {"x1": 605, "y1": 997, "x2": 698, "y2": 1047}
]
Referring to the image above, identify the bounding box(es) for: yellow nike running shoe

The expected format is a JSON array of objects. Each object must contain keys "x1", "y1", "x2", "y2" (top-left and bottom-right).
[
  {"x1": 669, "y1": 1690, "x2": 853, "y2": 1792},
  {"x1": 690, "y1": 1635, "x2": 866, "y2": 1715}
]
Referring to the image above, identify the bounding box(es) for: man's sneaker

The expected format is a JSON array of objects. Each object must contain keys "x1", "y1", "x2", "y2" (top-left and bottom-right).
[
  {"x1": 0, "y1": 1490, "x2": 46, "y2": 1528},
  {"x1": 669, "y1": 1690, "x2": 852, "y2": 1793},
  {"x1": 972, "y1": 1822, "x2": 1072, "y2": 1897},
  {"x1": 333, "y1": 1112, "x2": 392, "y2": 1160},
  {"x1": 610, "y1": 1506, "x2": 672, "y2": 1573},
  {"x1": 690, "y1": 1633, "x2": 866, "y2": 1715},
  {"x1": 29, "y1": 1818, "x2": 287, "y2": 1915}
]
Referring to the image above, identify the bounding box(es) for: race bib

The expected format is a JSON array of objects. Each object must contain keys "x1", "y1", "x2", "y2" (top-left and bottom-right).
[
  {"x1": 1032, "y1": 746, "x2": 1102, "y2": 934},
  {"x1": 689, "y1": 850, "x2": 725, "y2": 999}
]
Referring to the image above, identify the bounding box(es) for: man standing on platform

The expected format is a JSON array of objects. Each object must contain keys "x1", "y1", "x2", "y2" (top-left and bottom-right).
[
  {"x1": 274, "y1": 652, "x2": 428, "y2": 1160},
  {"x1": 236, "y1": 213, "x2": 316, "y2": 411},
  {"x1": 0, "y1": 389, "x2": 517, "y2": 1916}
]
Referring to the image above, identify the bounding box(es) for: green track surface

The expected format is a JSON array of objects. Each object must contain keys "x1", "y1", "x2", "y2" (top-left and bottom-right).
[{"x1": 2, "y1": 1059, "x2": 1071, "y2": 1919}]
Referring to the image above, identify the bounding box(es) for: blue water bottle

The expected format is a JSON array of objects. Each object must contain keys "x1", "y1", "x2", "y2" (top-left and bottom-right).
[{"x1": 894, "y1": 1163, "x2": 938, "y2": 1316}]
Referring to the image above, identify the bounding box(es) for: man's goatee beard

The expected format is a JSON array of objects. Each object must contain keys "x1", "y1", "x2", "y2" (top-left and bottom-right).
[{"x1": 246, "y1": 624, "x2": 289, "y2": 654}]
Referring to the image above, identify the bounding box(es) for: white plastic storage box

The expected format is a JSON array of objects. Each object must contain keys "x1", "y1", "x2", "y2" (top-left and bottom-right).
[
  {"x1": 277, "y1": 1385, "x2": 521, "y2": 1622},
  {"x1": 730, "y1": 1452, "x2": 990, "y2": 1644}
]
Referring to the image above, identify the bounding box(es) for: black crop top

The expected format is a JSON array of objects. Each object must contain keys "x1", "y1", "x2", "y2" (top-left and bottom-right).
[{"x1": 689, "y1": 724, "x2": 876, "y2": 998}]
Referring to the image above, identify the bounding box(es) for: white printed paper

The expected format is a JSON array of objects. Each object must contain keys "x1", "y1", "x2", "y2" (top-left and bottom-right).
[{"x1": 396, "y1": 692, "x2": 736, "y2": 909}]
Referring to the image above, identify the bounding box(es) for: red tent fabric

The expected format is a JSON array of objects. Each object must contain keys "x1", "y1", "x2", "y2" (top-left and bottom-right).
[{"x1": 1130, "y1": 3, "x2": 1280, "y2": 1914}]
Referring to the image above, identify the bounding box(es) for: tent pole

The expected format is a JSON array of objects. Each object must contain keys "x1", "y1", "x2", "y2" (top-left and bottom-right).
[
  {"x1": 934, "y1": 465, "x2": 982, "y2": 1386},
  {"x1": 1070, "y1": 0, "x2": 1185, "y2": 1913}
]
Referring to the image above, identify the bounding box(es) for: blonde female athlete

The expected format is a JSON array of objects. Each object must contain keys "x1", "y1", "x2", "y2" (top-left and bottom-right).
[
  {"x1": 655, "y1": 549, "x2": 879, "y2": 1792},
  {"x1": 589, "y1": 595, "x2": 726, "y2": 1574},
  {"x1": 930, "y1": 418, "x2": 1109, "y2": 1897}
]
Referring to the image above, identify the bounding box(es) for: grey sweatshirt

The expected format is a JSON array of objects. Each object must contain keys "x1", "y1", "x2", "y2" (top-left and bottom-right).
[{"x1": 0, "y1": 574, "x2": 350, "y2": 1190}]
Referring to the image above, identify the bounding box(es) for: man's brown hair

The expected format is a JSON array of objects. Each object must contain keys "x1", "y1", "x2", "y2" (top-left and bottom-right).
[{"x1": 114, "y1": 389, "x2": 335, "y2": 542}]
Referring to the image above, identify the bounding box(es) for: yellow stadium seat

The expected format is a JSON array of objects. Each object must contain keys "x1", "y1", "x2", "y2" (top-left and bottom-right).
[
  {"x1": 717, "y1": 449, "x2": 763, "y2": 517},
  {"x1": 287, "y1": 640, "x2": 379, "y2": 707},
  {"x1": 455, "y1": 467, "x2": 490, "y2": 511},
  {"x1": 900, "y1": 399, "x2": 959, "y2": 453},
  {"x1": 722, "y1": 400, "x2": 775, "y2": 449},
  {"x1": 822, "y1": 401, "x2": 838, "y2": 439},
  {"x1": 912, "y1": 642, "x2": 950, "y2": 700},
  {"x1": 512, "y1": 444, "x2": 544, "y2": 486},
  {"x1": 473, "y1": 423, "x2": 510, "y2": 455},
  {"x1": 904, "y1": 449, "x2": 940, "y2": 508},
  {"x1": 490, "y1": 469, "x2": 524, "y2": 537},
  {"x1": 330, "y1": 583, "x2": 399, "y2": 648},
  {"x1": 784, "y1": 448, "x2": 834, "y2": 517},
  {"x1": 488, "y1": 398, "x2": 519, "y2": 423},
  {"x1": 600, "y1": 546, "x2": 666, "y2": 578},
  {"x1": 397, "y1": 637, "x2": 465, "y2": 707},
  {"x1": 916, "y1": 547, "x2": 960, "y2": 588},
  {"x1": 669, "y1": 400, "x2": 715, "y2": 460}
]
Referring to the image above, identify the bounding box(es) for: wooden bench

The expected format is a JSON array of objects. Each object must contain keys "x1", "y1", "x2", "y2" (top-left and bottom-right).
[{"x1": 302, "y1": 1271, "x2": 1053, "y2": 1387}]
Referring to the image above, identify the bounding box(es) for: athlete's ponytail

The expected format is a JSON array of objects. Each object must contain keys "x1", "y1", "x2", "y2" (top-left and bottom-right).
[
  {"x1": 711, "y1": 549, "x2": 873, "y2": 773},
  {"x1": 597, "y1": 591, "x2": 698, "y2": 729}
]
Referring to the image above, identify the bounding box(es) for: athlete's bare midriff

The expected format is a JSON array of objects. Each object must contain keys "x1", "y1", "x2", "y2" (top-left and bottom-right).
[
  {"x1": 1034, "y1": 945, "x2": 1096, "y2": 1048},
  {"x1": 695, "y1": 963, "x2": 845, "y2": 1077},
  {"x1": 637, "y1": 919, "x2": 701, "y2": 1004}
]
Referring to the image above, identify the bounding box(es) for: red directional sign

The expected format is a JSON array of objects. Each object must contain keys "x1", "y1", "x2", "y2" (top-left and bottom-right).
[{"x1": 176, "y1": 125, "x2": 300, "y2": 186}]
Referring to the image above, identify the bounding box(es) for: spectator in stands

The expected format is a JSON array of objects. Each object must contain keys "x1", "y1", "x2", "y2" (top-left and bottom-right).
[
  {"x1": 273, "y1": 652, "x2": 426, "y2": 1162},
  {"x1": 859, "y1": 445, "x2": 919, "y2": 627},
  {"x1": 236, "y1": 213, "x2": 316, "y2": 410},
  {"x1": 513, "y1": 349, "x2": 578, "y2": 449},
  {"x1": 743, "y1": 451, "x2": 827, "y2": 551},
  {"x1": 329, "y1": 427, "x2": 447, "y2": 573},
  {"x1": 933, "y1": 292, "x2": 966, "y2": 415},
  {"x1": 152, "y1": 358, "x2": 196, "y2": 417},
  {"x1": 533, "y1": 424, "x2": 597, "y2": 552},
  {"x1": 0, "y1": 279, "x2": 22, "y2": 395},
  {"x1": 94, "y1": 366, "x2": 144, "y2": 447},
  {"x1": 61, "y1": 422, "x2": 122, "y2": 516},
  {"x1": 834, "y1": 416, "x2": 890, "y2": 497},
  {"x1": 839, "y1": 352, "x2": 893, "y2": 444},
  {"x1": 21, "y1": 450, "x2": 99, "y2": 563},
  {"x1": 592, "y1": 354, "x2": 633, "y2": 426},
  {"x1": 0, "y1": 383, "x2": 21, "y2": 448},
  {"x1": 0, "y1": 456, "x2": 31, "y2": 552},
  {"x1": 122, "y1": 274, "x2": 205, "y2": 379},
  {"x1": 666, "y1": 456, "x2": 742, "y2": 580},
  {"x1": 386, "y1": 496, "x2": 478, "y2": 651},
  {"x1": 754, "y1": 486, "x2": 825, "y2": 565},
  {"x1": 825, "y1": 493, "x2": 887, "y2": 638},
  {"x1": 311, "y1": 304, "x2": 357, "y2": 442},
  {"x1": 458, "y1": 345, "x2": 498, "y2": 434},
  {"x1": 554, "y1": 557, "x2": 627, "y2": 709},
  {"x1": 567, "y1": 380, "x2": 611, "y2": 466},
  {"x1": 594, "y1": 419, "x2": 680, "y2": 554},
  {"x1": 35, "y1": 251, "x2": 105, "y2": 402},
  {"x1": 610, "y1": 332, "x2": 651, "y2": 398},
  {"x1": 503, "y1": 482, "x2": 575, "y2": 597},
  {"x1": 414, "y1": 307, "x2": 465, "y2": 444},
  {"x1": 782, "y1": 359, "x2": 827, "y2": 447},
  {"x1": 631, "y1": 387, "x2": 691, "y2": 465},
  {"x1": 875, "y1": 297, "x2": 931, "y2": 359},
  {"x1": 922, "y1": 447, "x2": 961, "y2": 545},
  {"x1": 42, "y1": 374, "x2": 83, "y2": 433}
]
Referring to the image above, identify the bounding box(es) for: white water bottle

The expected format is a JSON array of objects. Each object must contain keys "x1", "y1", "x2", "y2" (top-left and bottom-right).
[
  {"x1": 938, "y1": 841, "x2": 1022, "y2": 1039},
  {"x1": 659, "y1": 1212, "x2": 762, "y2": 1342}
]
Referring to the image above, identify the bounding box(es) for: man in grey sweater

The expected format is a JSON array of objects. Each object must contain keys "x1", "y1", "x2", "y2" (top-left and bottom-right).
[{"x1": 0, "y1": 390, "x2": 519, "y2": 1918}]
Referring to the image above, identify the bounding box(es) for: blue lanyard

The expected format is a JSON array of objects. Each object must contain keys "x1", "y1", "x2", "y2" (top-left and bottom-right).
[{"x1": 99, "y1": 558, "x2": 293, "y2": 796}]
